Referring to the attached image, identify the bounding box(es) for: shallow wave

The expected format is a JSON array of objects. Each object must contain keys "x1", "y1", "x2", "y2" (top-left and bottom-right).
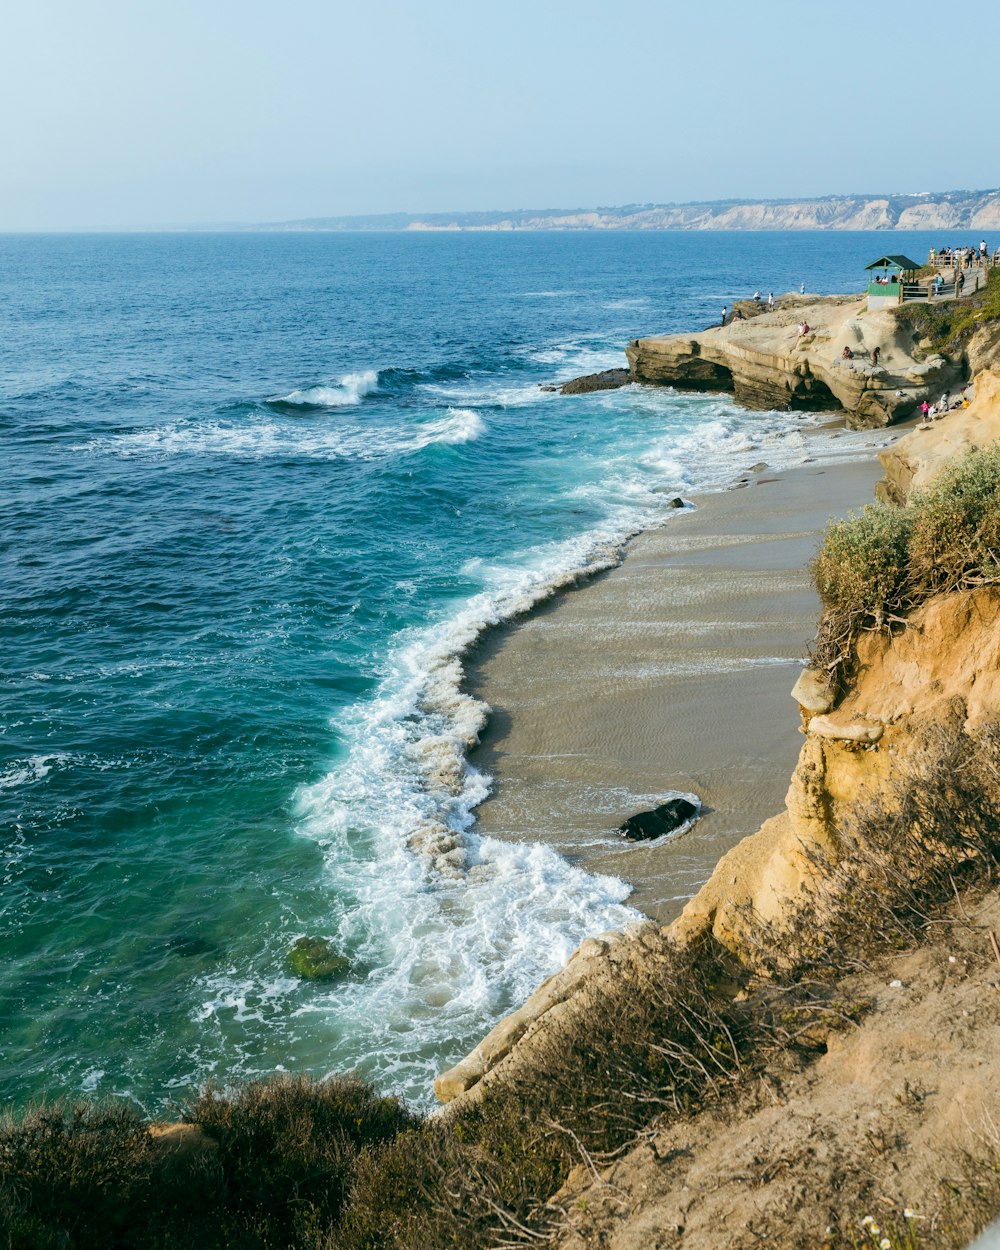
[
  {"x1": 525, "y1": 340, "x2": 625, "y2": 375},
  {"x1": 268, "y1": 370, "x2": 380, "y2": 410},
  {"x1": 284, "y1": 522, "x2": 665, "y2": 1103}
]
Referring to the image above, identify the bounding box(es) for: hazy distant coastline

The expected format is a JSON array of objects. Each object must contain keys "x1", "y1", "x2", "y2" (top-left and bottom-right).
[{"x1": 236, "y1": 188, "x2": 1000, "y2": 233}]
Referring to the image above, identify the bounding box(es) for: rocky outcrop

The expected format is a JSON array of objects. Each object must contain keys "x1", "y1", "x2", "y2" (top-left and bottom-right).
[
  {"x1": 559, "y1": 368, "x2": 631, "y2": 395},
  {"x1": 627, "y1": 295, "x2": 959, "y2": 429},
  {"x1": 877, "y1": 368, "x2": 1000, "y2": 504}
]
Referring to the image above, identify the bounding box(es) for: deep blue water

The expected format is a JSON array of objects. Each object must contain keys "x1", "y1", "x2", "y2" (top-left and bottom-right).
[{"x1": 0, "y1": 229, "x2": 949, "y2": 1110}]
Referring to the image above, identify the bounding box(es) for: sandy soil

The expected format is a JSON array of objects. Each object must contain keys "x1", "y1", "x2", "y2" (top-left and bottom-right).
[{"x1": 467, "y1": 431, "x2": 903, "y2": 919}]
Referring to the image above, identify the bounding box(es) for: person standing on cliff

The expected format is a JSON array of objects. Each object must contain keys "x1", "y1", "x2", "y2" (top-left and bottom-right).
[
  {"x1": 721, "y1": 305, "x2": 727, "y2": 326},
  {"x1": 767, "y1": 291, "x2": 775, "y2": 310}
]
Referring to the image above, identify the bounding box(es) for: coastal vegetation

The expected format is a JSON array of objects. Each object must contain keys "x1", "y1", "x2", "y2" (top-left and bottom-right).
[
  {"x1": 812, "y1": 443, "x2": 1000, "y2": 684},
  {"x1": 896, "y1": 266, "x2": 1000, "y2": 357}
]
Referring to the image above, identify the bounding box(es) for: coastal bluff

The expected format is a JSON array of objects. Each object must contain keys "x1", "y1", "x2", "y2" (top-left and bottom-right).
[
  {"x1": 435, "y1": 373, "x2": 1000, "y2": 1111},
  {"x1": 625, "y1": 293, "x2": 957, "y2": 429}
]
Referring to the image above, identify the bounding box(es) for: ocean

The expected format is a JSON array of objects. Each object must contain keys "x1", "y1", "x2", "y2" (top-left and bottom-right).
[{"x1": 0, "y1": 228, "x2": 947, "y2": 1111}]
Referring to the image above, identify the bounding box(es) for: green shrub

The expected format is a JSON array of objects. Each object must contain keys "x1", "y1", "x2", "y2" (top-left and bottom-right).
[
  {"x1": 811, "y1": 502, "x2": 913, "y2": 679},
  {"x1": 908, "y1": 444, "x2": 1000, "y2": 594},
  {"x1": 0, "y1": 1101, "x2": 222, "y2": 1250},
  {"x1": 0, "y1": 1075, "x2": 418, "y2": 1250},
  {"x1": 812, "y1": 445, "x2": 1000, "y2": 683},
  {"x1": 813, "y1": 503, "x2": 914, "y2": 623},
  {"x1": 189, "y1": 1073, "x2": 419, "y2": 1246},
  {"x1": 0, "y1": 1102, "x2": 155, "y2": 1250}
]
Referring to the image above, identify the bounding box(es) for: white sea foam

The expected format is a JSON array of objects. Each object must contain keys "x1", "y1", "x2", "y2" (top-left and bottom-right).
[
  {"x1": 419, "y1": 377, "x2": 546, "y2": 410},
  {"x1": 526, "y1": 341, "x2": 626, "y2": 376},
  {"x1": 235, "y1": 518, "x2": 672, "y2": 1104},
  {"x1": 408, "y1": 407, "x2": 486, "y2": 448},
  {"x1": 272, "y1": 370, "x2": 380, "y2": 408},
  {"x1": 0, "y1": 754, "x2": 67, "y2": 789},
  {"x1": 75, "y1": 406, "x2": 485, "y2": 462}
]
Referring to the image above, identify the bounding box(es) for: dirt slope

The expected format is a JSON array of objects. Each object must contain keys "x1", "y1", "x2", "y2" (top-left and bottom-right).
[{"x1": 552, "y1": 890, "x2": 1000, "y2": 1250}]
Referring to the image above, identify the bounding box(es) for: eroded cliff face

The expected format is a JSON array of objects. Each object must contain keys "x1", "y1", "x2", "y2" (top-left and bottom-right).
[
  {"x1": 878, "y1": 368, "x2": 1000, "y2": 503},
  {"x1": 434, "y1": 586, "x2": 1000, "y2": 1109},
  {"x1": 626, "y1": 296, "x2": 956, "y2": 429}
]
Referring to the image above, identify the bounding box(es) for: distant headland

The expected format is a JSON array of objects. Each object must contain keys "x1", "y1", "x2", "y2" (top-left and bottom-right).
[{"x1": 240, "y1": 188, "x2": 1000, "y2": 233}]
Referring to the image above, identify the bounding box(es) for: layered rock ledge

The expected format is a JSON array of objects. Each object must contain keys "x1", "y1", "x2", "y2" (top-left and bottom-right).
[{"x1": 625, "y1": 294, "x2": 958, "y2": 429}]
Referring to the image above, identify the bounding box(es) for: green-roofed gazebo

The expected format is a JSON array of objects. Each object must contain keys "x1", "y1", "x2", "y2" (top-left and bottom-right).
[{"x1": 865, "y1": 254, "x2": 922, "y2": 309}]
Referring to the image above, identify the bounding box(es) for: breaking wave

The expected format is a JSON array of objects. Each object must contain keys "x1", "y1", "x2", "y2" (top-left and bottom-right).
[{"x1": 268, "y1": 370, "x2": 381, "y2": 410}]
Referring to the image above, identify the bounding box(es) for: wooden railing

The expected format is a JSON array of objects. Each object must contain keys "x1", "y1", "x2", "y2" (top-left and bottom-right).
[{"x1": 899, "y1": 269, "x2": 985, "y2": 304}]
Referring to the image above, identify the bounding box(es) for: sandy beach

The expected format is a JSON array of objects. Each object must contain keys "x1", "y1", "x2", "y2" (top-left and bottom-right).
[{"x1": 467, "y1": 429, "x2": 903, "y2": 921}]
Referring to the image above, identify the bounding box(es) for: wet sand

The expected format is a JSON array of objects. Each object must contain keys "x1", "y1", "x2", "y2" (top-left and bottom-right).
[{"x1": 467, "y1": 436, "x2": 898, "y2": 922}]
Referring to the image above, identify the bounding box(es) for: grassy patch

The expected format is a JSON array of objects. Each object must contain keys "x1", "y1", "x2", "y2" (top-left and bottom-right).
[{"x1": 894, "y1": 266, "x2": 1000, "y2": 357}]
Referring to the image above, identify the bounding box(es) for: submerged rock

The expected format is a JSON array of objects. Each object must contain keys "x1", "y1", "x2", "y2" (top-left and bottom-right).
[
  {"x1": 618, "y1": 797, "x2": 699, "y2": 841},
  {"x1": 288, "y1": 936, "x2": 349, "y2": 980}
]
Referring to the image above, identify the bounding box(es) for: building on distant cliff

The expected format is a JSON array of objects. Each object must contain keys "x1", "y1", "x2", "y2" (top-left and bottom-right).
[{"x1": 866, "y1": 255, "x2": 922, "y2": 310}]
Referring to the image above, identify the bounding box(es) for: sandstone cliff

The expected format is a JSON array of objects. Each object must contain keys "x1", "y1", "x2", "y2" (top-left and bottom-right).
[
  {"x1": 878, "y1": 368, "x2": 1000, "y2": 503},
  {"x1": 626, "y1": 295, "x2": 957, "y2": 428}
]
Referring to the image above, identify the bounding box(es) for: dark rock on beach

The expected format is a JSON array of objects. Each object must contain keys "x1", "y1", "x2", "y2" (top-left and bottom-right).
[
  {"x1": 651, "y1": 487, "x2": 687, "y2": 506},
  {"x1": 559, "y1": 368, "x2": 632, "y2": 395},
  {"x1": 618, "y1": 797, "x2": 699, "y2": 841}
]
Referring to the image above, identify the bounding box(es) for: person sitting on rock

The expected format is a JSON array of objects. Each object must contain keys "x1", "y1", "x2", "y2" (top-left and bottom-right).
[
  {"x1": 841, "y1": 345, "x2": 854, "y2": 360},
  {"x1": 753, "y1": 290, "x2": 762, "y2": 302}
]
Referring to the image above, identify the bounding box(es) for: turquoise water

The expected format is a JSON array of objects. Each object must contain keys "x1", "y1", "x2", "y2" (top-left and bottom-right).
[{"x1": 0, "y1": 230, "x2": 946, "y2": 1110}]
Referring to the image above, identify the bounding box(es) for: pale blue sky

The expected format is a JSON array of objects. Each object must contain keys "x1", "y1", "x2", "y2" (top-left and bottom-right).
[{"x1": 3, "y1": 0, "x2": 996, "y2": 230}]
